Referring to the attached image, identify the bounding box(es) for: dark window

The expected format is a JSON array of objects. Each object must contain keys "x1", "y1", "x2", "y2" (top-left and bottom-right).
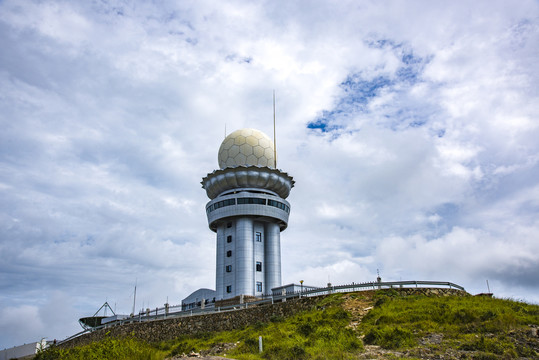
[
  {"x1": 256, "y1": 282, "x2": 262, "y2": 292},
  {"x1": 226, "y1": 250, "x2": 232, "y2": 257},
  {"x1": 226, "y1": 285, "x2": 232, "y2": 293},
  {"x1": 227, "y1": 235, "x2": 232, "y2": 243},
  {"x1": 256, "y1": 261, "x2": 262, "y2": 272},
  {"x1": 226, "y1": 265, "x2": 232, "y2": 272},
  {"x1": 268, "y1": 200, "x2": 290, "y2": 213},
  {"x1": 237, "y1": 197, "x2": 266, "y2": 205},
  {"x1": 227, "y1": 222, "x2": 232, "y2": 228},
  {"x1": 255, "y1": 232, "x2": 262, "y2": 242},
  {"x1": 208, "y1": 199, "x2": 236, "y2": 213}
]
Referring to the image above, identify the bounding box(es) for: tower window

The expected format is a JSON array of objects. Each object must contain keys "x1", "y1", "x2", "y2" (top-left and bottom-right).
[
  {"x1": 226, "y1": 285, "x2": 232, "y2": 293},
  {"x1": 256, "y1": 282, "x2": 262, "y2": 292},
  {"x1": 256, "y1": 261, "x2": 262, "y2": 272},
  {"x1": 226, "y1": 265, "x2": 232, "y2": 272},
  {"x1": 227, "y1": 235, "x2": 232, "y2": 243},
  {"x1": 207, "y1": 199, "x2": 236, "y2": 213},
  {"x1": 255, "y1": 232, "x2": 262, "y2": 242},
  {"x1": 227, "y1": 222, "x2": 232, "y2": 228},
  {"x1": 268, "y1": 199, "x2": 290, "y2": 213},
  {"x1": 237, "y1": 198, "x2": 266, "y2": 205},
  {"x1": 226, "y1": 250, "x2": 232, "y2": 257}
]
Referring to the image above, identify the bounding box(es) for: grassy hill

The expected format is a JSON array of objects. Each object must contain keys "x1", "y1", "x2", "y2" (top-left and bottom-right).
[{"x1": 35, "y1": 289, "x2": 539, "y2": 359}]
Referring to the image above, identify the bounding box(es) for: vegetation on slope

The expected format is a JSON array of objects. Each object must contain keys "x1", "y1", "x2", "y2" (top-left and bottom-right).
[
  {"x1": 359, "y1": 290, "x2": 539, "y2": 358},
  {"x1": 34, "y1": 336, "x2": 166, "y2": 360},
  {"x1": 159, "y1": 295, "x2": 362, "y2": 359},
  {"x1": 35, "y1": 290, "x2": 539, "y2": 359}
]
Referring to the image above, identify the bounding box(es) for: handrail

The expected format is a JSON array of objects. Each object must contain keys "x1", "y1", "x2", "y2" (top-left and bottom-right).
[{"x1": 57, "y1": 280, "x2": 465, "y2": 345}]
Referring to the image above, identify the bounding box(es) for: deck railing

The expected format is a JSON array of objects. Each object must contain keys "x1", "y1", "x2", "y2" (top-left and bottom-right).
[{"x1": 58, "y1": 280, "x2": 465, "y2": 345}]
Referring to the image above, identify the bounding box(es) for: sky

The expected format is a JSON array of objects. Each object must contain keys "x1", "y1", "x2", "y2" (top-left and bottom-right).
[{"x1": 1, "y1": 0, "x2": 539, "y2": 349}]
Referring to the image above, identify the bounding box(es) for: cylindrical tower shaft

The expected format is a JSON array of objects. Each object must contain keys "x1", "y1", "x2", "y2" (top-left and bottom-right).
[
  {"x1": 264, "y1": 222, "x2": 281, "y2": 293},
  {"x1": 235, "y1": 218, "x2": 254, "y2": 296},
  {"x1": 215, "y1": 225, "x2": 225, "y2": 300}
]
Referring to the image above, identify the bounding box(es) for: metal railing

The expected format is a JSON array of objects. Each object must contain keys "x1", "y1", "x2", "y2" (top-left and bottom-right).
[{"x1": 58, "y1": 280, "x2": 465, "y2": 345}]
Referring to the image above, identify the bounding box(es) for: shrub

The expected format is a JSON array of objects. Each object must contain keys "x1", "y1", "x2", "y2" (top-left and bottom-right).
[
  {"x1": 296, "y1": 322, "x2": 313, "y2": 336},
  {"x1": 253, "y1": 321, "x2": 267, "y2": 330},
  {"x1": 263, "y1": 343, "x2": 306, "y2": 360},
  {"x1": 452, "y1": 308, "x2": 479, "y2": 324},
  {"x1": 364, "y1": 326, "x2": 415, "y2": 349},
  {"x1": 239, "y1": 337, "x2": 259, "y2": 353},
  {"x1": 458, "y1": 335, "x2": 517, "y2": 356},
  {"x1": 269, "y1": 315, "x2": 284, "y2": 323}
]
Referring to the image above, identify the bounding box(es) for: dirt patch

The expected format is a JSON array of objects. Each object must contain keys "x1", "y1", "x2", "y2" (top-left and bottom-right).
[{"x1": 341, "y1": 292, "x2": 375, "y2": 331}]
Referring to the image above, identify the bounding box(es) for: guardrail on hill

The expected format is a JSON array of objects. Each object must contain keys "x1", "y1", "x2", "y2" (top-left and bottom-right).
[{"x1": 58, "y1": 280, "x2": 465, "y2": 345}]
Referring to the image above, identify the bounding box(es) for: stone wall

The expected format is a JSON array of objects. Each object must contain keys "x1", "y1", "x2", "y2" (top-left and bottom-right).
[{"x1": 61, "y1": 288, "x2": 466, "y2": 348}]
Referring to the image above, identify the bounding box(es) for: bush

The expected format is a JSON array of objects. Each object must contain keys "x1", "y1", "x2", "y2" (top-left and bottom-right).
[
  {"x1": 363, "y1": 326, "x2": 415, "y2": 349},
  {"x1": 238, "y1": 337, "x2": 259, "y2": 353},
  {"x1": 253, "y1": 321, "x2": 267, "y2": 330},
  {"x1": 296, "y1": 322, "x2": 314, "y2": 336},
  {"x1": 263, "y1": 343, "x2": 306, "y2": 360},
  {"x1": 269, "y1": 315, "x2": 284, "y2": 323},
  {"x1": 327, "y1": 307, "x2": 350, "y2": 320},
  {"x1": 314, "y1": 326, "x2": 336, "y2": 341},
  {"x1": 452, "y1": 308, "x2": 479, "y2": 324},
  {"x1": 459, "y1": 335, "x2": 518, "y2": 357}
]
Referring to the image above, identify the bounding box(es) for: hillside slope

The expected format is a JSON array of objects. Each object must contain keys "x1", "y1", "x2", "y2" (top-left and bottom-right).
[{"x1": 36, "y1": 289, "x2": 539, "y2": 359}]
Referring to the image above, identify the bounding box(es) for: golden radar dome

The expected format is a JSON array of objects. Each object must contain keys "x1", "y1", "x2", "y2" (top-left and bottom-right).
[{"x1": 218, "y1": 128, "x2": 276, "y2": 169}]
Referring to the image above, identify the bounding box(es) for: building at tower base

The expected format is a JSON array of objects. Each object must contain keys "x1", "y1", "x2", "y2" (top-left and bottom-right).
[{"x1": 202, "y1": 128, "x2": 294, "y2": 301}]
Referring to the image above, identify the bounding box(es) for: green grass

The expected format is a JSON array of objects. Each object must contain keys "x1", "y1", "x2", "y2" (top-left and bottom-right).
[
  {"x1": 34, "y1": 291, "x2": 539, "y2": 359},
  {"x1": 359, "y1": 290, "x2": 539, "y2": 358},
  {"x1": 34, "y1": 336, "x2": 167, "y2": 360},
  {"x1": 157, "y1": 295, "x2": 363, "y2": 360}
]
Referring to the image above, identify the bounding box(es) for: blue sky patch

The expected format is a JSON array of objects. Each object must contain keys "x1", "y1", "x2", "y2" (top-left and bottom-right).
[
  {"x1": 308, "y1": 40, "x2": 432, "y2": 134},
  {"x1": 307, "y1": 75, "x2": 393, "y2": 132}
]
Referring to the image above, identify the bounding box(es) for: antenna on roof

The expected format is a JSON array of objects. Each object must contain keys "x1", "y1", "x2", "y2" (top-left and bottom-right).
[
  {"x1": 273, "y1": 90, "x2": 277, "y2": 168},
  {"x1": 132, "y1": 280, "x2": 137, "y2": 316}
]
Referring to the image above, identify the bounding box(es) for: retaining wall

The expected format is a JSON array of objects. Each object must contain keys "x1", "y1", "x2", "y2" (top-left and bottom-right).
[{"x1": 61, "y1": 288, "x2": 466, "y2": 348}]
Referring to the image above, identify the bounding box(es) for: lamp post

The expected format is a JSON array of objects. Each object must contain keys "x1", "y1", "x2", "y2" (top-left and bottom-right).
[{"x1": 300, "y1": 280, "x2": 304, "y2": 298}]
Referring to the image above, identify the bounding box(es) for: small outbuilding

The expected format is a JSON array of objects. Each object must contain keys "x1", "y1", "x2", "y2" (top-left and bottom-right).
[{"x1": 181, "y1": 288, "x2": 216, "y2": 310}]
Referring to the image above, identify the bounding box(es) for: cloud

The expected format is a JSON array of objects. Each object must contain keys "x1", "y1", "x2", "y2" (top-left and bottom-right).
[
  {"x1": 0, "y1": 291, "x2": 82, "y2": 346},
  {"x1": 1, "y1": 0, "x2": 539, "y2": 349}
]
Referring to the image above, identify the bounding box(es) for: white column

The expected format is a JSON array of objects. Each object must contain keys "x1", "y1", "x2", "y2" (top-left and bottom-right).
[
  {"x1": 264, "y1": 222, "x2": 281, "y2": 293},
  {"x1": 215, "y1": 225, "x2": 225, "y2": 300},
  {"x1": 235, "y1": 217, "x2": 254, "y2": 296}
]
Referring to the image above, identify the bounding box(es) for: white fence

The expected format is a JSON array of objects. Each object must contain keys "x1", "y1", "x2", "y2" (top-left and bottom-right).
[{"x1": 59, "y1": 280, "x2": 465, "y2": 345}]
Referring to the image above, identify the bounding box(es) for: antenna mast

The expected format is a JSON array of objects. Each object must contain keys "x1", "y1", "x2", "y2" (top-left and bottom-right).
[
  {"x1": 273, "y1": 90, "x2": 277, "y2": 168},
  {"x1": 132, "y1": 282, "x2": 137, "y2": 316}
]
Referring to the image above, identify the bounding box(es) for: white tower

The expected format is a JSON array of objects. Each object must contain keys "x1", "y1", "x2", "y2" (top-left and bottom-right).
[{"x1": 202, "y1": 129, "x2": 294, "y2": 300}]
